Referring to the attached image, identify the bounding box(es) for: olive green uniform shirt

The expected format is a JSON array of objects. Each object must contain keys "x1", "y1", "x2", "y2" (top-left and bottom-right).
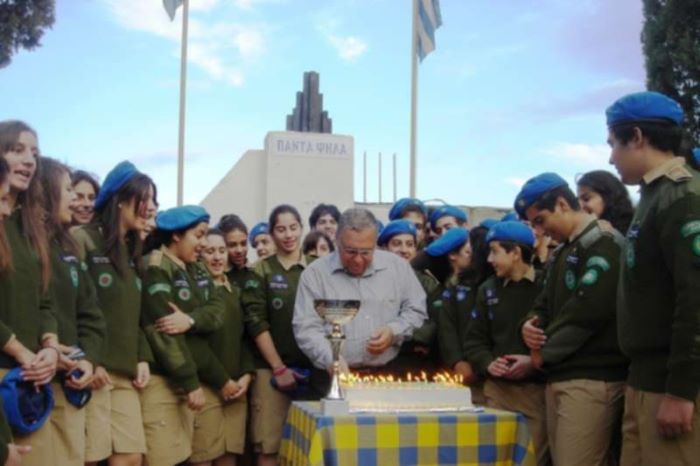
[
  {"x1": 0, "y1": 211, "x2": 57, "y2": 369},
  {"x1": 72, "y1": 224, "x2": 150, "y2": 378},
  {"x1": 618, "y1": 157, "x2": 700, "y2": 401},
  {"x1": 49, "y1": 241, "x2": 105, "y2": 364},
  {"x1": 437, "y1": 276, "x2": 477, "y2": 369},
  {"x1": 529, "y1": 218, "x2": 627, "y2": 383},
  {"x1": 141, "y1": 248, "x2": 229, "y2": 392}
]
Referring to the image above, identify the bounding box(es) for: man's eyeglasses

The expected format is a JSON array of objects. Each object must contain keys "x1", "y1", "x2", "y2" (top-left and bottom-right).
[{"x1": 340, "y1": 245, "x2": 374, "y2": 258}]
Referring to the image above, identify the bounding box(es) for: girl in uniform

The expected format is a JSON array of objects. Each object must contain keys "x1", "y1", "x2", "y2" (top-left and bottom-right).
[
  {"x1": 576, "y1": 170, "x2": 634, "y2": 233},
  {"x1": 248, "y1": 222, "x2": 276, "y2": 262},
  {"x1": 218, "y1": 214, "x2": 257, "y2": 290},
  {"x1": 40, "y1": 158, "x2": 105, "y2": 466},
  {"x1": 241, "y1": 205, "x2": 322, "y2": 466},
  {"x1": 0, "y1": 121, "x2": 60, "y2": 466},
  {"x1": 140, "y1": 205, "x2": 241, "y2": 466},
  {"x1": 301, "y1": 230, "x2": 334, "y2": 258},
  {"x1": 195, "y1": 228, "x2": 255, "y2": 466},
  {"x1": 70, "y1": 170, "x2": 99, "y2": 226},
  {"x1": 73, "y1": 160, "x2": 156, "y2": 466}
]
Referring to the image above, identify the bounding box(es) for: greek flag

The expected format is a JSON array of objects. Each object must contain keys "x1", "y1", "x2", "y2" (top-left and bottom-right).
[
  {"x1": 163, "y1": 0, "x2": 184, "y2": 21},
  {"x1": 416, "y1": 0, "x2": 443, "y2": 62}
]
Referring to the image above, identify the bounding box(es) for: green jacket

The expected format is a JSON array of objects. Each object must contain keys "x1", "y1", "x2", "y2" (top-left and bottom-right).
[
  {"x1": 240, "y1": 254, "x2": 313, "y2": 369},
  {"x1": 226, "y1": 265, "x2": 258, "y2": 290},
  {"x1": 618, "y1": 158, "x2": 700, "y2": 400},
  {"x1": 208, "y1": 278, "x2": 255, "y2": 379},
  {"x1": 141, "y1": 248, "x2": 229, "y2": 392},
  {"x1": 529, "y1": 219, "x2": 627, "y2": 383},
  {"x1": 49, "y1": 241, "x2": 105, "y2": 364},
  {"x1": 0, "y1": 211, "x2": 57, "y2": 369},
  {"x1": 72, "y1": 224, "x2": 150, "y2": 378},
  {"x1": 411, "y1": 269, "x2": 441, "y2": 346},
  {"x1": 465, "y1": 270, "x2": 544, "y2": 381},
  {"x1": 437, "y1": 276, "x2": 477, "y2": 369}
]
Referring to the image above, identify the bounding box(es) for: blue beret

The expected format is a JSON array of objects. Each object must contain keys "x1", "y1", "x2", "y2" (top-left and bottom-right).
[
  {"x1": 156, "y1": 205, "x2": 210, "y2": 232},
  {"x1": 94, "y1": 161, "x2": 140, "y2": 211},
  {"x1": 377, "y1": 220, "x2": 417, "y2": 246},
  {"x1": 693, "y1": 148, "x2": 700, "y2": 165},
  {"x1": 389, "y1": 198, "x2": 427, "y2": 221},
  {"x1": 429, "y1": 205, "x2": 468, "y2": 229},
  {"x1": 478, "y1": 218, "x2": 498, "y2": 230},
  {"x1": 501, "y1": 211, "x2": 518, "y2": 222},
  {"x1": 249, "y1": 222, "x2": 269, "y2": 246},
  {"x1": 514, "y1": 172, "x2": 568, "y2": 218},
  {"x1": 486, "y1": 221, "x2": 535, "y2": 247},
  {"x1": 61, "y1": 370, "x2": 91, "y2": 408},
  {"x1": 606, "y1": 91, "x2": 684, "y2": 127},
  {"x1": 425, "y1": 227, "x2": 469, "y2": 257},
  {"x1": 0, "y1": 367, "x2": 54, "y2": 434}
]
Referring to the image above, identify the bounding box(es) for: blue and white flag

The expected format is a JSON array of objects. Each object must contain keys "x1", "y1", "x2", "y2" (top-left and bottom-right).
[
  {"x1": 163, "y1": 0, "x2": 184, "y2": 21},
  {"x1": 416, "y1": 0, "x2": 442, "y2": 61}
]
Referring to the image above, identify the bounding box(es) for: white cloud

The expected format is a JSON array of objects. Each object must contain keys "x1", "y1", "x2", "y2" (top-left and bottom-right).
[
  {"x1": 102, "y1": 0, "x2": 267, "y2": 86},
  {"x1": 328, "y1": 35, "x2": 368, "y2": 62},
  {"x1": 543, "y1": 142, "x2": 610, "y2": 167}
]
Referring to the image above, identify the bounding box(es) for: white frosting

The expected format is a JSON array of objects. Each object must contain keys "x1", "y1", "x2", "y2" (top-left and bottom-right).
[{"x1": 342, "y1": 382, "x2": 472, "y2": 412}]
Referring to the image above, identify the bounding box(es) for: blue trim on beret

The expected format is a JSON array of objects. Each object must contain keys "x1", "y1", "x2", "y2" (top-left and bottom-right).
[
  {"x1": 429, "y1": 205, "x2": 468, "y2": 229},
  {"x1": 500, "y1": 211, "x2": 518, "y2": 222},
  {"x1": 478, "y1": 218, "x2": 498, "y2": 230},
  {"x1": 425, "y1": 227, "x2": 469, "y2": 257},
  {"x1": 0, "y1": 367, "x2": 54, "y2": 434},
  {"x1": 377, "y1": 220, "x2": 417, "y2": 246},
  {"x1": 388, "y1": 198, "x2": 427, "y2": 221},
  {"x1": 94, "y1": 161, "x2": 140, "y2": 211},
  {"x1": 606, "y1": 91, "x2": 684, "y2": 127},
  {"x1": 156, "y1": 205, "x2": 210, "y2": 232},
  {"x1": 514, "y1": 172, "x2": 568, "y2": 218},
  {"x1": 249, "y1": 222, "x2": 269, "y2": 246},
  {"x1": 486, "y1": 221, "x2": 535, "y2": 248}
]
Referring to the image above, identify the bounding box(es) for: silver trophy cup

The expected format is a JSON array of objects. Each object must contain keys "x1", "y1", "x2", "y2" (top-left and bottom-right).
[{"x1": 314, "y1": 299, "x2": 360, "y2": 413}]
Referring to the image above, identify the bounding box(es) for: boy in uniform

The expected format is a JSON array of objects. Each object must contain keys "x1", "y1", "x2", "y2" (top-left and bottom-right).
[
  {"x1": 607, "y1": 91, "x2": 700, "y2": 465},
  {"x1": 516, "y1": 173, "x2": 627, "y2": 466}
]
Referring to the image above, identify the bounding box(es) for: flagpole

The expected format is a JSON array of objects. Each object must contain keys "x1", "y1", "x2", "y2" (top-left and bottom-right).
[
  {"x1": 409, "y1": 0, "x2": 418, "y2": 198},
  {"x1": 176, "y1": 0, "x2": 189, "y2": 206}
]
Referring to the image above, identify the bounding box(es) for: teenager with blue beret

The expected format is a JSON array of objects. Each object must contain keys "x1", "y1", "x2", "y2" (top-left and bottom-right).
[
  {"x1": 486, "y1": 221, "x2": 536, "y2": 247},
  {"x1": 377, "y1": 219, "x2": 417, "y2": 248},
  {"x1": 501, "y1": 211, "x2": 518, "y2": 222},
  {"x1": 425, "y1": 226, "x2": 469, "y2": 257},
  {"x1": 514, "y1": 172, "x2": 568, "y2": 219},
  {"x1": 479, "y1": 218, "x2": 498, "y2": 230},
  {"x1": 71, "y1": 159, "x2": 157, "y2": 464},
  {"x1": 249, "y1": 222, "x2": 276, "y2": 261},
  {"x1": 389, "y1": 198, "x2": 429, "y2": 247},
  {"x1": 429, "y1": 205, "x2": 468, "y2": 238},
  {"x1": 605, "y1": 91, "x2": 684, "y2": 127}
]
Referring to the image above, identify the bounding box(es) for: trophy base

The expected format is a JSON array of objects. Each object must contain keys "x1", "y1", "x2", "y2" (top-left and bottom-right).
[{"x1": 321, "y1": 398, "x2": 349, "y2": 415}]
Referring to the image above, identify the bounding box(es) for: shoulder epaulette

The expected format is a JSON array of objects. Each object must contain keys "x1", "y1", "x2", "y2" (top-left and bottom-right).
[
  {"x1": 665, "y1": 164, "x2": 692, "y2": 183},
  {"x1": 148, "y1": 250, "x2": 164, "y2": 267},
  {"x1": 71, "y1": 226, "x2": 98, "y2": 260}
]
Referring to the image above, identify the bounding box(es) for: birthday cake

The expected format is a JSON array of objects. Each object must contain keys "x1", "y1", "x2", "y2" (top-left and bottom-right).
[{"x1": 340, "y1": 373, "x2": 472, "y2": 412}]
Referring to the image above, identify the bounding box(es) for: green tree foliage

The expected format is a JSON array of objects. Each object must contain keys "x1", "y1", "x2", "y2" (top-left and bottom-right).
[
  {"x1": 642, "y1": 0, "x2": 700, "y2": 147},
  {"x1": 0, "y1": 0, "x2": 55, "y2": 68}
]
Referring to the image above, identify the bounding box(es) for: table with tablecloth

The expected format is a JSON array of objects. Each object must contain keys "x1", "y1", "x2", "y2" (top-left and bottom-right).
[{"x1": 279, "y1": 401, "x2": 535, "y2": 466}]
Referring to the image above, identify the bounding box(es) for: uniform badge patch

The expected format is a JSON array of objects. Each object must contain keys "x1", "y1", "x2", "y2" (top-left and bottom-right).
[
  {"x1": 581, "y1": 269, "x2": 598, "y2": 285},
  {"x1": 69, "y1": 266, "x2": 79, "y2": 288},
  {"x1": 442, "y1": 289, "x2": 451, "y2": 300},
  {"x1": 135, "y1": 277, "x2": 142, "y2": 291},
  {"x1": 272, "y1": 297, "x2": 284, "y2": 310},
  {"x1": 80, "y1": 261, "x2": 88, "y2": 272},
  {"x1": 178, "y1": 288, "x2": 192, "y2": 301},
  {"x1": 456, "y1": 290, "x2": 467, "y2": 302},
  {"x1": 432, "y1": 300, "x2": 443, "y2": 308},
  {"x1": 681, "y1": 221, "x2": 700, "y2": 238},
  {"x1": 586, "y1": 256, "x2": 610, "y2": 271},
  {"x1": 564, "y1": 270, "x2": 576, "y2": 290},
  {"x1": 244, "y1": 279, "x2": 259, "y2": 289},
  {"x1": 625, "y1": 243, "x2": 635, "y2": 269},
  {"x1": 470, "y1": 309, "x2": 479, "y2": 319},
  {"x1": 693, "y1": 235, "x2": 700, "y2": 256},
  {"x1": 98, "y1": 272, "x2": 113, "y2": 288},
  {"x1": 148, "y1": 283, "x2": 171, "y2": 295}
]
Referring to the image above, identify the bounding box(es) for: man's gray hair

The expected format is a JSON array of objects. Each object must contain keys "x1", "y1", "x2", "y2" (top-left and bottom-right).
[{"x1": 336, "y1": 208, "x2": 378, "y2": 238}]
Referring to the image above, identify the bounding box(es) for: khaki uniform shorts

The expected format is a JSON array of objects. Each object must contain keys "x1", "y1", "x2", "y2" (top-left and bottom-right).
[
  {"x1": 249, "y1": 369, "x2": 291, "y2": 454},
  {"x1": 140, "y1": 374, "x2": 193, "y2": 466},
  {"x1": 223, "y1": 391, "x2": 247, "y2": 454},
  {"x1": 545, "y1": 379, "x2": 624, "y2": 466},
  {"x1": 49, "y1": 380, "x2": 86, "y2": 466},
  {"x1": 620, "y1": 387, "x2": 700, "y2": 466},
  {"x1": 191, "y1": 386, "x2": 225, "y2": 462},
  {"x1": 484, "y1": 378, "x2": 549, "y2": 466},
  {"x1": 84, "y1": 383, "x2": 111, "y2": 462},
  {"x1": 0, "y1": 368, "x2": 54, "y2": 466}
]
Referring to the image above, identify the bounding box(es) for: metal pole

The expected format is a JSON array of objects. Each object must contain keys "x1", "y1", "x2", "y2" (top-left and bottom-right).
[
  {"x1": 363, "y1": 151, "x2": 367, "y2": 203},
  {"x1": 393, "y1": 152, "x2": 397, "y2": 202},
  {"x1": 378, "y1": 152, "x2": 382, "y2": 203},
  {"x1": 176, "y1": 0, "x2": 189, "y2": 206},
  {"x1": 409, "y1": 0, "x2": 418, "y2": 198}
]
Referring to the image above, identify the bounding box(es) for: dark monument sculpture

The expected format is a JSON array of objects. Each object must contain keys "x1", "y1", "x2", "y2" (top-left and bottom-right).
[{"x1": 286, "y1": 71, "x2": 332, "y2": 134}]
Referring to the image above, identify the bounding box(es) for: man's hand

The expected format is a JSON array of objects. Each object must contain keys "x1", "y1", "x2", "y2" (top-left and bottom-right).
[
  {"x1": 132, "y1": 362, "x2": 150, "y2": 389},
  {"x1": 91, "y1": 365, "x2": 112, "y2": 390},
  {"x1": 657, "y1": 394, "x2": 695, "y2": 439},
  {"x1": 187, "y1": 387, "x2": 206, "y2": 411},
  {"x1": 453, "y1": 360, "x2": 478, "y2": 384},
  {"x1": 5, "y1": 443, "x2": 31, "y2": 466},
  {"x1": 487, "y1": 357, "x2": 511, "y2": 378},
  {"x1": 522, "y1": 316, "x2": 546, "y2": 350},
  {"x1": 366, "y1": 327, "x2": 394, "y2": 355},
  {"x1": 503, "y1": 354, "x2": 534, "y2": 380},
  {"x1": 155, "y1": 302, "x2": 193, "y2": 335},
  {"x1": 65, "y1": 359, "x2": 94, "y2": 390},
  {"x1": 22, "y1": 347, "x2": 59, "y2": 386}
]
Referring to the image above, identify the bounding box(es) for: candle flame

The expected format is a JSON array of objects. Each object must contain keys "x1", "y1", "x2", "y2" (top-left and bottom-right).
[{"x1": 339, "y1": 371, "x2": 465, "y2": 387}]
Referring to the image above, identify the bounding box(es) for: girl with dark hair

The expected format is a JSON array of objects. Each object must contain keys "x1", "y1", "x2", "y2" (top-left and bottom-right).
[
  {"x1": 40, "y1": 158, "x2": 105, "y2": 466},
  {"x1": 0, "y1": 120, "x2": 60, "y2": 466},
  {"x1": 70, "y1": 170, "x2": 100, "y2": 226},
  {"x1": 218, "y1": 214, "x2": 257, "y2": 290},
  {"x1": 302, "y1": 230, "x2": 334, "y2": 258},
  {"x1": 576, "y1": 170, "x2": 635, "y2": 233},
  {"x1": 241, "y1": 204, "x2": 321, "y2": 466},
  {"x1": 72, "y1": 161, "x2": 156, "y2": 466}
]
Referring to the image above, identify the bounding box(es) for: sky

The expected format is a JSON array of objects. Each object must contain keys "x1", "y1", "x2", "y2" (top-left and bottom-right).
[{"x1": 0, "y1": 0, "x2": 646, "y2": 211}]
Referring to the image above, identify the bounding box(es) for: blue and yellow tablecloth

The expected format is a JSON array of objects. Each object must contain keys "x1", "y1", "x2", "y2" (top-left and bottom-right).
[{"x1": 280, "y1": 402, "x2": 535, "y2": 466}]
